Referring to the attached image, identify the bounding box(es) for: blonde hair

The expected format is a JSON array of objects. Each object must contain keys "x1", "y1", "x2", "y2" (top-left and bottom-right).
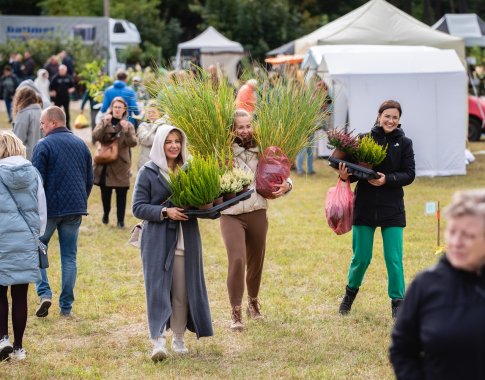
[
  {"x1": 0, "y1": 131, "x2": 26, "y2": 159},
  {"x1": 444, "y1": 189, "x2": 485, "y2": 231},
  {"x1": 232, "y1": 109, "x2": 252, "y2": 130}
]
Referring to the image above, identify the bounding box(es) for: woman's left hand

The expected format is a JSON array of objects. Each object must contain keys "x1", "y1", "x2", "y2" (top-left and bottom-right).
[
  {"x1": 272, "y1": 181, "x2": 290, "y2": 198},
  {"x1": 120, "y1": 119, "x2": 129, "y2": 132},
  {"x1": 368, "y1": 172, "x2": 386, "y2": 186}
]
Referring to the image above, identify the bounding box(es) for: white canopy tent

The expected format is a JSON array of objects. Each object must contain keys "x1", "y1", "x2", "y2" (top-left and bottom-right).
[
  {"x1": 433, "y1": 14, "x2": 485, "y2": 47},
  {"x1": 318, "y1": 48, "x2": 467, "y2": 176},
  {"x1": 294, "y1": 0, "x2": 465, "y2": 63},
  {"x1": 175, "y1": 26, "x2": 244, "y2": 82}
]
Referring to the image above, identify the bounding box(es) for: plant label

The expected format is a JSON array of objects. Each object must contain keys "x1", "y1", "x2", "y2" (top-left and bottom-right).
[{"x1": 425, "y1": 202, "x2": 437, "y2": 215}]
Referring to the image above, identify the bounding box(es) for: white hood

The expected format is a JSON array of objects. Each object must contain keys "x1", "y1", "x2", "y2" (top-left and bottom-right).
[{"x1": 149, "y1": 124, "x2": 188, "y2": 180}]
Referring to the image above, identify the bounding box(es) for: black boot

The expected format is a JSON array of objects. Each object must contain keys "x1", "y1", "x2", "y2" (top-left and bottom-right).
[
  {"x1": 339, "y1": 286, "x2": 359, "y2": 315},
  {"x1": 391, "y1": 299, "x2": 403, "y2": 319}
]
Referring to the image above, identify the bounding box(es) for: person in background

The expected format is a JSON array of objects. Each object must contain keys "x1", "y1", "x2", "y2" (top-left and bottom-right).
[
  {"x1": 337, "y1": 100, "x2": 415, "y2": 318},
  {"x1": 49, "y1": 65, "x2": 75, "y2": 129},
  {"x1": 59, "y1": 51, "x2": 75, "y2": 76},
  {"x1": 132, "y1": 125, "x2": 213, "y2": 361},
  {"x1": 22, "y1": 51, "x2": 36, "y2": 81},
  {"x1": 390, "y1": 189, "x2": 485, "y2": 380},
  {"x1": 220, "y1": 109, "x2": 292, "y2": 332},
  {"x1": 80, "y1": 87, "x2": 99, "y2": 140},
  {"x1": 12, "y1": 86, "x2": 43, "y2": 160},
  {"x1": 32, "y1": 106, "x2": 93, "y2": 319},
  {"x1": 235, "y1": 79, "x2": 258, "y2": 114},
  {"x1": 101, "y1": 70, "x2": 139, "y2": 124},
  {"x1": 11, "y1": 54, "x2": 23, "y2": 79},
  {"x1": 0, "y1": 65, "x2": 19, "y2": 124},
  {"x1": 136, "y1": 101, "x2": 166, "y2": 169},
  {"x1": 34, "y1": 69, "x2": 50, "y2": 108},
  {"x1": 43, "y1": 56, "x2": 59, "y2": 80},
  {"x1": 92, "y1": 97, "x2": 137, "y2": 228},
  {"x1": 0, "y1": 131, "x2": 46, "y2": 361}
]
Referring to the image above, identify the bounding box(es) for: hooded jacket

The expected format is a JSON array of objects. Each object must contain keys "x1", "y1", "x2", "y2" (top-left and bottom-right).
[
  {"x1": 0, "y1": 156, "x2": 47, "y2": 285},
  {"x1": 12, "y1": 103, "x2": 42, "y2": 160},
  {"x1": 100, "y1": 80, "x2": 139, "y2": 120},
  {"x1": 132, "y1": 125, "x2": 213, "y2": 339},
  {"x1": 136, "y1": 117, "x2": 168, "y2": 170},
  {"x1": 390, "y1": 255, "x2": 485, "y2": 380},
  {"x1": 353, "y1": 126, "x2": 415, "y2": 227}
]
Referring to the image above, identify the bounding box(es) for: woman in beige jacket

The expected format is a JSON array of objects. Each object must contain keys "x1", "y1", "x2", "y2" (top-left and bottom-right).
[
  {"x1": 220, "y1": 109, "x2": 292, "y2": 331},
  {"x1": 92, "y1": 96, "x2": 137, "y2": 228}
]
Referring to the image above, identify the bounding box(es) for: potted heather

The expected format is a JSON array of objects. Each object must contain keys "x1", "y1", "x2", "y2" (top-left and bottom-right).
[
  {"x1": 326, "y1": 128, "x2": 359, "y2": 160},
  {"x1": 354, "y1": 135, "x2": 388, "y2": 168}
]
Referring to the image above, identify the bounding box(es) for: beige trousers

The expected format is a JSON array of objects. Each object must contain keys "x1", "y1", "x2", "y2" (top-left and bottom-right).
[{"x1": 170, "y1": 253, "x2": 188, "y2": 335}]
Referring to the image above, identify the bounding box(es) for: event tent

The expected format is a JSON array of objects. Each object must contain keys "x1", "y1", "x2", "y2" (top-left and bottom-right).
[
  {"x1": 433, "y1": 14, "x2": 485, "y2": 47},
  {"x1": 293, "y1": 0, "x2": 465, "y2": 62},
  {"x1": 175, "y1": 26, "x2": 244, "y2": 82},
  {"x1": 317, "y1": 48, "x2": 467, "y2": 176}
]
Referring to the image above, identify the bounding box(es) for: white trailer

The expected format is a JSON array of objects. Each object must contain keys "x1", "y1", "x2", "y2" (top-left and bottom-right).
[{"x1": 0, "y1": 15, "x2": 141, "y2": 76}]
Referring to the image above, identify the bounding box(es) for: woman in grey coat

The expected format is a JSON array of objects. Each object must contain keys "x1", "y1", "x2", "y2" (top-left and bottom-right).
[
  {"x1": 12, "y1": 86, "x2": 42, "y2": 160},
  {"x1": 132, "y1": 124, "x2": 212, "y2": 362}
]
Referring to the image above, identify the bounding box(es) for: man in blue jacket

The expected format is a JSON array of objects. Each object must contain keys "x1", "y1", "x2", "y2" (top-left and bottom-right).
[
  {"x1": 101, "y1": 70, "x2": 139, "y2": 123},
  {"x1": 32, "y1": 106, "x2": 94, "y2": 318}
]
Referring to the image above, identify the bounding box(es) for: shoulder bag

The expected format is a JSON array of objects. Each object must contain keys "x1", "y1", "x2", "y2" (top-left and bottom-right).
[
  {"x1": 94, "y1": 139, "x2": 119, "y2": 165},
  {"x1": 0, "y1": 176, "x2": 48, "y2": 268}
]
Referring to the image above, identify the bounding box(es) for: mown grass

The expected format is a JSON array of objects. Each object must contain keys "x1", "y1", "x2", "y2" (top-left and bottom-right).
[{"x1": 1, "y1": 109, "x2": 484, "y2": 379}]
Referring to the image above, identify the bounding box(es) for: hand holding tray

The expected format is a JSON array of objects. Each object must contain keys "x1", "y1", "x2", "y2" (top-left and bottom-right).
[
  {"x1": 328, "y1": 157, "x2": 380, "y2": 180},
  {"x1": 183, "y1": 189, "x2": 254, "y2": 219}
]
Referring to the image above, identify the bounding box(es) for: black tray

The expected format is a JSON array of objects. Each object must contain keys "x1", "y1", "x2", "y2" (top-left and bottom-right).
[
  {"x1": 328, "y1": 157, "x2": 380, "y2": 180},
  {"x1": 184, "y1": 189, "x2": 254, "y2": 219}
]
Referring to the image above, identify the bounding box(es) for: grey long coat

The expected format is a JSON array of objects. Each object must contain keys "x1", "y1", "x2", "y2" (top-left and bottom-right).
[{"x1": 132, "y1": 161, "x2": 213, "y2": 339}]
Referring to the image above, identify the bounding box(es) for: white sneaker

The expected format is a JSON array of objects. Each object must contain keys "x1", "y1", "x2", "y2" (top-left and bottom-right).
[
  {"x1": 0, "y1": 336, "x2": 13, "y2": 361},
  {"x1": 150, "y1": 337, "x2": 168, "y2": 362},
  {"x1": 10, "y1": 348, "x2": 26, "y2": 361},
  {"x1": 171, "y1": 339, "x2": 189, "y2": 354}
]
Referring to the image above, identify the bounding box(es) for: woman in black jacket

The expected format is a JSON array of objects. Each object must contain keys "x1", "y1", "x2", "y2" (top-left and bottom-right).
[
  {"x1": 390, "y1": 189, "x2": 485, "y2": 380},
  {"x1": 338, "y1": 100, "x2": 415, "y2": 318}
]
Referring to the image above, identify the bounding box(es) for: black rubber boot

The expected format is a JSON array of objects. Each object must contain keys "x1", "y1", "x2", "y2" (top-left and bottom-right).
[
  {"x1": 391, "y1": 299, "x2": 403, "y2": 319},
  {"x1": 339, "y1": 286, "x2": 359, "y2": 315}
]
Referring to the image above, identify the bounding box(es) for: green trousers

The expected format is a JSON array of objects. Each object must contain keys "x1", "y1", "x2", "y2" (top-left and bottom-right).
[{"x1": 347, "y1": 225, "x2": 405, "y2": 300}]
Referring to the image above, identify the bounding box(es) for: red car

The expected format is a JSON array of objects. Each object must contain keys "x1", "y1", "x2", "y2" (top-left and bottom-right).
[{"x1": 469, "y1": 95, "x2": 485, "y2": 141}]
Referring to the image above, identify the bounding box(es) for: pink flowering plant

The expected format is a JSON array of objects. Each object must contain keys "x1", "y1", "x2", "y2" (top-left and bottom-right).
[{"x1": 326, "y1": 128, "x2": 359, "y2": 156}]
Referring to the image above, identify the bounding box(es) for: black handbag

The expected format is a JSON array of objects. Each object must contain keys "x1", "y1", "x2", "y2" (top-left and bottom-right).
[{"x1": 0, "y1": 176, "x2": 49, "y2": 268}]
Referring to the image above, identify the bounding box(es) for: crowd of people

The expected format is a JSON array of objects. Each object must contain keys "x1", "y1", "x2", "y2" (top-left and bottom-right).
[{"x1": 0, "y1": 64, "x2": 484, "y2": 380}]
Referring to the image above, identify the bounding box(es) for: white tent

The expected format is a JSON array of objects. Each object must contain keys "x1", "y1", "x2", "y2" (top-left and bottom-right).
[
  {"x1": 175, "y1": 26, "x2": 244, "y2": 82},
  {"x1": 294, "y1": 0, "x2": 465, "y2": 62},
  {"x1": 433, "y1": 14, "x2": 485, "y2": 47},
  {"x1": 319, "y1": 48, "x2": 467, "y2": 176}
]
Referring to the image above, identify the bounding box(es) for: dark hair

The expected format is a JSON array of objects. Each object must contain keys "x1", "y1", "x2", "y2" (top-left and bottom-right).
[
  {"x1": 3, "y1": 65, "x2": 12, "y2": 72},
  {"x1": 378, "y1": 100, "x2": 402, "y2": 117},
  {"x1": 116, "y1": 71, "x2": 128, "y2": 81}
]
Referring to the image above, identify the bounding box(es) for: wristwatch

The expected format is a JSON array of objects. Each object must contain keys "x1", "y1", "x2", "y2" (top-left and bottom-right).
[{"x1": 161, "y1": 207, "x2": 168, "y2": 219}]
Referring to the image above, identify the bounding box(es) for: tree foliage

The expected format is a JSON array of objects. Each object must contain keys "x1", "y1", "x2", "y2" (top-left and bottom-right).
[{"x1": 1, "y1": 0, "x2": 485, "y2": 63}]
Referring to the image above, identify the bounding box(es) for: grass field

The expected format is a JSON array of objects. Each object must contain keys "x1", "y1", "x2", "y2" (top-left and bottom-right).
[{"x1": 1, "y1": 109, "x2": 484, "y2": 379}]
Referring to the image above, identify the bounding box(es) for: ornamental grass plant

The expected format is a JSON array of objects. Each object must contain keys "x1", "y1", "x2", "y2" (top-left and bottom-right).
[
  {"x1": 354, "y1": 135, "x2": 388, "y2": 167},
  {"x1": 169, "y1": 154, "x2": 221, "y2": 207},
  {"x1": 149, "y1": 68, "x2": 235, "y2": 159},
  {"x1": 254, "y1": 77, "x2": 329, "y2": 162}
]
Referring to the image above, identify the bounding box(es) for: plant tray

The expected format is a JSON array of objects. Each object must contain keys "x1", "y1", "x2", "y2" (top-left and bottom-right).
[
  {"x1": 328, "y1": 157, "x2": 380, "y2": 180},
  {"x1": 184, "y1": 189, "x2": 254, "y2": 219}
]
